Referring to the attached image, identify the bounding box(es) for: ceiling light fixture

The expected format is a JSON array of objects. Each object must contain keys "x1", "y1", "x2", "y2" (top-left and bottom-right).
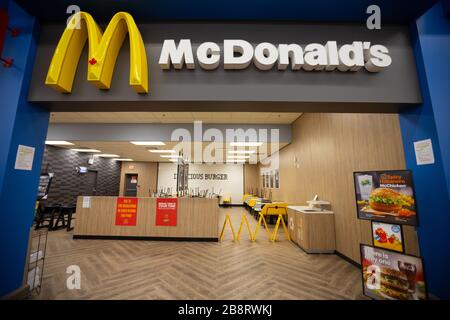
[
  {"x1": 130, "y1": 141, "x2": 166, "y2": 146},
  {"x1": 229, "y1": 142, "x2": 263, "y2": 147},
  {"x1": 149, "y1": 149, "x2": 176, "y2": 153},
  {"x1": 228, "y1": 150, "x2": 256, "y2": 154},
  {"x1": 160, "y1": 155, "x2": 181, "y2": 158},
  {"x1": 113, "y1": 158, "x2": 134, "y2": 161},
  {"x1": 45, "y1": 141, "x2": 74, "y2": 146},
  {"x1": 227, "y1": 155, "x2": 250, "y2": 159},
  {"x1": 71, "y1": 148, "x2": 101, "y2": 153},
  {"x1": 95, "y1": 154, "x2": 120, "y2": 158}
]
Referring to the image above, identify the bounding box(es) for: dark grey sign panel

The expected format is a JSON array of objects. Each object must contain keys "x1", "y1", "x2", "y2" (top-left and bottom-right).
[
  {"x1": 46, "y1": 123, "x2": 292, "y2": 143},
  {"x1": 29, "y1": 22, "x2": 421, "y2": 112}
]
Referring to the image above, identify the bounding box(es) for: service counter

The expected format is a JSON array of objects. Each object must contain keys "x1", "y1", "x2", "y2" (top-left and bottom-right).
[
  {"x1": 287, "y1": 206, "x2": 335, "y2": 253},
  {"x1": 73, "y1": 196, "x2": 219, "y2": 241}
]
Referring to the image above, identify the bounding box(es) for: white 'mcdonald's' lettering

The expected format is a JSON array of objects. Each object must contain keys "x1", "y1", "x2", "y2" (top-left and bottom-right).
[{"x1": 159, "y1": 39, "x2": 392, "y2": 73}]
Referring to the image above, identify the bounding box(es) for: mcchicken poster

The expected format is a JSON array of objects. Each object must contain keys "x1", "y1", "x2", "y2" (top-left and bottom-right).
[
  {"x1": 156, "y1": 198, "x2": 178, "y2": 226},
  {"x1": 372, "y1": 222, "x2": 404, "y2": 253},
  {"x1": 361, "y1": 245, "x2": 427, "y2": 300},
  {"x1": 354, "y1": 170, "x2": 417, "y2": 225},
  {"x1": 115, "y1": 197, "x2": 138, "y2": 226}
]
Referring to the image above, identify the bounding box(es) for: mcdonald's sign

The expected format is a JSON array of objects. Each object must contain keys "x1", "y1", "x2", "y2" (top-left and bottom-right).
[{"x1": 45, "y1": 12, "x2": 148, "y2": 94}]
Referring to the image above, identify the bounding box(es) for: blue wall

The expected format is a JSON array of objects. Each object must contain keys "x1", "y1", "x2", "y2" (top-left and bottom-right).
[
  {"x1": 399, "y1": 1, "x2": 450, "y2": 299},
  {"x1": 0, "y1": 0, "x2": 49, "y2": 296}
]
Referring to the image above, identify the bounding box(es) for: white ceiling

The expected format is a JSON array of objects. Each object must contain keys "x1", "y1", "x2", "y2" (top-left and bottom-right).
[
  {"x1": 50, "y1": 112, "x2": 302, "y2": 124},
  {"x1": 52, "y1": 141, "x2": 287, "y2": 163}
]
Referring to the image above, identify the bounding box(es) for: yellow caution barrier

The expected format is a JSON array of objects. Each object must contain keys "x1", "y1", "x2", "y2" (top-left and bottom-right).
[
  {"x1": 236, "y1": 213, "x2": 254, "y2": 241},
  {"x1": 219, "y1": 213, "x2": 236, "y2": 241},
  {"x1": 252, "y1": 203, "x2": 290, "y2": 242},
  {"x1": 271, "y1": 212, "x2": 291, "y2": 242},
  {"x1": 253, "y1": 212, "x2": 272, "y2": 241}
]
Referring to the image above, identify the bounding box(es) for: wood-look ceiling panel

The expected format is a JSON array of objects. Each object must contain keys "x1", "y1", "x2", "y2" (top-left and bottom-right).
[{"x1": 50, "y1": 112, "x2": 302, "y2": 124}]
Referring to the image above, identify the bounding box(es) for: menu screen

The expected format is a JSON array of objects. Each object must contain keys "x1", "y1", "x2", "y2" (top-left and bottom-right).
[
  {"x1": 372, "y1": 222, "x2": 404, "y2": 253},
  {"x1": 360, "y1": 244, "x2": 427, "y2": 300},
  {"x1": 354, "y1": 170, "x2": 417, "y2": 225}
]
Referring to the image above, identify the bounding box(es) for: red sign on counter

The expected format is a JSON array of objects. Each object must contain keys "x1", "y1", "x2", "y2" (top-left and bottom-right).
[
  {"x1": 115, "y1": 197, "x2": 138, "y2": 226},
  {"x1": 156, "y1": 198, "x2": 177, "y2": 226}
]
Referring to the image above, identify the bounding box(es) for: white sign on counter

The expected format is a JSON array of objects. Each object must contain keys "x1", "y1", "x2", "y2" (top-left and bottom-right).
[
  {"x1": 414, "y1": 138, "x2": 435, "y2": 165},
  {"x1": 82, "y1": 196, "x2": 91, "y2": 208},
  {"x1": 14, "y1": 145, "x2": 35, "y2": 171}
]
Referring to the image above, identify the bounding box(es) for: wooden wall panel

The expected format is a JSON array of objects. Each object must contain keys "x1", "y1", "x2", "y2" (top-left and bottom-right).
[
  {"x1": 243, "y1": 164, "x2": 260, "y2": 194},
  {"x1": 260, "y1": 113, "x2": 419, "y2": 263},
  {"x1": 119, "y1": 162, "x2": 158, "y2": 197}
]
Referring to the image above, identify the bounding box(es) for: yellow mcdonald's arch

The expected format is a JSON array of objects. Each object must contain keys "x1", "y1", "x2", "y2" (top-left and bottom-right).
[{"x1": 45, "y1": 11, "x2": 148, "y2": 94}]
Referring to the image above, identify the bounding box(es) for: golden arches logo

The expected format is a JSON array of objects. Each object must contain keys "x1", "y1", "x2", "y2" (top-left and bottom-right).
[{"x1": 45, "y1": 12, "x2": 148, "y2": 94}]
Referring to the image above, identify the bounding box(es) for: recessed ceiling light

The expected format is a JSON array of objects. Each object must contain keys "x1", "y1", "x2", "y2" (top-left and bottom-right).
[
  {"x1": 71, "y1": 148, "x2": 101, "y2": 153},
  {"x1": 230, "y1": 142, "x2": 263, "y2": 147},
  {"x1": 227, "y1": 155, "x2": 250, "y2": 159},
  {"x1": 149, "y1": 149, "x2": 176, "y2": 153},
  {"x1": 130, "y1": 141, "x2": 165, "y2": 146},
  {"x1": 228, "y1": 150, "x2": 256, "y2": 154},
  {"x1": 160, "y1": 155, "x2": 181, "y2": 158},
  {"x1": 113, "y1": 158, "x2": 133, "y2": 161},
  {"x1": 95, "y1": 154, "x2": 120, "y2": 158},
  {"x1": 45, "y1": 141, "x2": 74, "y2": 145}
]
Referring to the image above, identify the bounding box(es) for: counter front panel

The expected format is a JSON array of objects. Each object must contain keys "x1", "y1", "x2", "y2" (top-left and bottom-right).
[{"x1": 74, "y1": 197, "x2": 219, "y2": 241}]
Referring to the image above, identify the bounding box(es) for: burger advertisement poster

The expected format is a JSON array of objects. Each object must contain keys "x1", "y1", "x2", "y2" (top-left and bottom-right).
[
  {"x1": 354, "y1": 170, "x2": 417, "y2": 225},
  {"x1": 361, "y1": 245, "x2": 427, "y2": 300},
  {"x1": 371, "y1": 222, "x2": 404, "y2": 253}
]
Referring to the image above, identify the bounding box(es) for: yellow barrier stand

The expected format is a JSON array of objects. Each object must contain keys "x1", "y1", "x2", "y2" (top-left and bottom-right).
[
  {"x1": 252, "y1": 203, "x2": 290, "y2": 242},
  {"x1": 271, "y1": 212, "x2": 291, "y2": 242},
  {"x1": 236, "y1": 214, "x2": 254, "y2": 241},
  {"x1": 252, "y1": 213, "x2": 272, "y2": 241},
  {"x1": 219, "y1": 213, "x2": 236, "y2": 241}
]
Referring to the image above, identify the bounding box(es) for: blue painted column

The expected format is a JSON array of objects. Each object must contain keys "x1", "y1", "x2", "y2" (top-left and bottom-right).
[
  {"x1": 0, "y1": 0, "x2": 49, "y2": 297},
  {"x1": 399, "y1": 1, "x2": 450, "y2": 299}
]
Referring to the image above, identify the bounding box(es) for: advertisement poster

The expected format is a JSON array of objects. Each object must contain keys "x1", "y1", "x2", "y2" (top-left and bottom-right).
[
  {"x1": 371, "y1": 222, "x2": 404, "y2": 253},
  {"x1": 156, "y1": 198, "x2": 178, "y2": 226},
  {"x1": 360, "y1": 245, "x2": 427, "y2": 300},
  {"x1": 353, "y1": 170, "x2": 417, "y2": 225},
  {"x1": 115, "y1": 197, "x2": 138, "y2": 226}
]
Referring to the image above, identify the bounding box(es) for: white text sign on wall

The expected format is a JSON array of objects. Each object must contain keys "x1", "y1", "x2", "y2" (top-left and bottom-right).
[{"x1": 159, "y1": 39, "x2": 392, "y2": 72}]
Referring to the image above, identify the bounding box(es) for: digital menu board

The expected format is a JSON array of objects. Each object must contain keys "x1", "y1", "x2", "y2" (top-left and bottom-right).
[
  {"x1": 371, "y1": 222, "x2": 404, "y2": 253},
  {"x1": 360, "y1": 244, "x2": 427, "y2": 300},
  {"x1": 354, "y1": 170, "x2": 417, "y2": 225}
]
